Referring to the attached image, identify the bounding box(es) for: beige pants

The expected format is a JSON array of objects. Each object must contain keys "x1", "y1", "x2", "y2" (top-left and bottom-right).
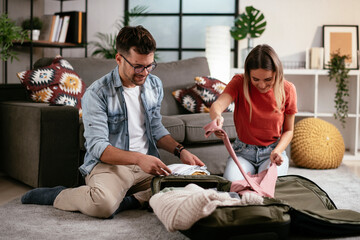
[{"x1": 53, "y1": 163, "x2": 153, "y2": 218}]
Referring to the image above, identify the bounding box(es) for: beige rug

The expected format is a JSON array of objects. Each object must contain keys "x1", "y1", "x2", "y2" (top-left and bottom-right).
[{"x1": 1, "y1": 164, "x2": 359, "y2": 240}]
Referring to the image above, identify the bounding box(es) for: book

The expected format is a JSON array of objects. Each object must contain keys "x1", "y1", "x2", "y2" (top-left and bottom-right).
[
  {"x1": 58, "y1": 16, "x2": 70, "y2": 43},
  {"x1": 54, "y1": 16, "x2": 63, "y2": 42},
  {"x1": 48, "y1": 15, "x2": 56, "y2": 42},
  {"x1": 49, "y1": 15, "x2": 60, "y2": 42},
  {"x1": 55, "y1": 11, "x2": 86, "y2": 44}
]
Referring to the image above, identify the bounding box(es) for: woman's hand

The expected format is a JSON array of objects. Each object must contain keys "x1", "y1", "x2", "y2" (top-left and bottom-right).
[
  {"x1": 270, "y1": 151, "x2": 283, "y2": 166},
  {"x1": 214, "y1": 115, "x2": 225, "y2": 138}
]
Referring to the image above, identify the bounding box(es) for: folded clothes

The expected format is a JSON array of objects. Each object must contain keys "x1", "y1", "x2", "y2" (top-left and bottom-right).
[
  {"x1": 150, "y1": 183, "x2": 263, "y2": 232},
  {"x1": 167, "y1": 163, "x2": 210, "y2": 176}
]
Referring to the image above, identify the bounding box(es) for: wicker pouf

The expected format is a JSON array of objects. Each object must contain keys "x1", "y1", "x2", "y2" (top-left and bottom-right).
[{"x1": 291, "y1": 118, "x2": 345, "y2": 169}]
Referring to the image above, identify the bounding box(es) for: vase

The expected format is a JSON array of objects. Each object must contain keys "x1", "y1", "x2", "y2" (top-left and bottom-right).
[
  {"x1": 28, "y1": 29, "x2": 40, "y2": 41},
  {"x1": 240, "y1": 37, "x2": 254, "y2": 68}
]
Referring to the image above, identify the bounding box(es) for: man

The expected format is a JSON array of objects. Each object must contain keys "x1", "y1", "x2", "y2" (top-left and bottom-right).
[{"x1": 21, "y1": 25, "x2": 204, "y2": 219}]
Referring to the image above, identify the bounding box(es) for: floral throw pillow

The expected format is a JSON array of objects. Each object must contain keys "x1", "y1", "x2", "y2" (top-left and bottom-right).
[
  {"x1": 194, "y1": 76, "x2": 234, "y2": 112},
  {"x1": 172, "y1": 85, "x2": 210, "y2": 113},
  {"x1": 17, "y1": 56, "x2": 86, "y2": 117}
]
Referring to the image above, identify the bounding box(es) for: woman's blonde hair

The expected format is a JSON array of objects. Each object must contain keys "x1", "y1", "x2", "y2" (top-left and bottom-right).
[{"x1": 243, "y1": 44, "x2": 285, "y2": 121}]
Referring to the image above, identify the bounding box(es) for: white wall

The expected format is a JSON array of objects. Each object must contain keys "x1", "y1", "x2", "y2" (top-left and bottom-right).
[
  {"x1": 238, "y1": 0, "x2": 360, "y2": 65},
  {"x1": 2, "y1": 0, "x2": 360, "y2": 83}
]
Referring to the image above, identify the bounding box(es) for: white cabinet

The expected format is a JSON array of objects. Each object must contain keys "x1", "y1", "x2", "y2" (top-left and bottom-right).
[{"x1": 230, "y1": 68, "x2": 360, "y2": 160}]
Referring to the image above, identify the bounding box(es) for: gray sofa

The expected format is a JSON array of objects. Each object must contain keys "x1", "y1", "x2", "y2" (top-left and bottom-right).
[{"x1": 0, "y1": 57, "x2": 236, "y2": 188}]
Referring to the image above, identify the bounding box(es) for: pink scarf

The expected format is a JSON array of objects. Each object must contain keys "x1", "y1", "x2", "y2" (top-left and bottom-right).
[{"x1": 204, "y1": 120, "x2": 277, "y2": 198}]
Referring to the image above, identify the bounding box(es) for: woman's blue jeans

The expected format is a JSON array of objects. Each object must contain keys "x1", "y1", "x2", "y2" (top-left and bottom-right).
[{"x1": 223, "y1": 138, "x2": 289, "y2": 181}]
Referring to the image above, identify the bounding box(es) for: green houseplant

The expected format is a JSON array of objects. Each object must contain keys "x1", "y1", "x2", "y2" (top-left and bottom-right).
[
  {"x1": 0, "y1": 13, "x2": 28, "y2": 62},
  {"x1": 230, "y1": 6, "x2": 267, "y2": 51},
  {"x1": 230, "y1": 6, "x2": 266, "y2": 67},
  {"x1": 21, "y1": 17, "x2": 43, "y2": 41},
  {"x1": 91, "y1": 6, "x2": 148, "y2": 59},
  {"x1": 327, "y1": 50, "x2": 350, "y2": 128}
]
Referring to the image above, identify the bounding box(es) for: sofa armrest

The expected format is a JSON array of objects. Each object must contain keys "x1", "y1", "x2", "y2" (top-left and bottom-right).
[{"x1": 0, "y1": 101, "x2": 80, "y2": 187}]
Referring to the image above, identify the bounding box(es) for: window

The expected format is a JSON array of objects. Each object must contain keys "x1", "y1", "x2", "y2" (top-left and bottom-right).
[{"x1": 125, "y1": 0, "x2": 238, "y2": 66}]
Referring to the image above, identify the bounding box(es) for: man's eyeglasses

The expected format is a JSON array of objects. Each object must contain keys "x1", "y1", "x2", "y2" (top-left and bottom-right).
[{"x1": 120, "y1": 54, "x2": 157, "y2": 74}]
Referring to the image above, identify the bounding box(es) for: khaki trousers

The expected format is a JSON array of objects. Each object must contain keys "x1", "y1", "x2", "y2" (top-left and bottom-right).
[{"x1": 53, "y1": 163, "x2": 153, "y2": 218}]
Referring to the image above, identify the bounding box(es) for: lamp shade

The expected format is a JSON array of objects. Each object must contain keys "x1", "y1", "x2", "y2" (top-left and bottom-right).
[{"x1": 205, "y1": 25, "x2": 231, "y2": 84}]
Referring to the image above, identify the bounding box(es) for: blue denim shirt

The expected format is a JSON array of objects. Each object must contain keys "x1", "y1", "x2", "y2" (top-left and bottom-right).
[{"x1": 79, "y1": 66, "x2": 170, "y2": 177}]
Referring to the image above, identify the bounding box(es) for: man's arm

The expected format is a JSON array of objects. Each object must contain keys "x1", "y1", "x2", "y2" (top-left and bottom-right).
[
  {"x1": 156, "y1": 135, "x2": 204, "y2": 166},
  {"x1": 100, "y1": 145, "x2": 171, "y2": 175}
]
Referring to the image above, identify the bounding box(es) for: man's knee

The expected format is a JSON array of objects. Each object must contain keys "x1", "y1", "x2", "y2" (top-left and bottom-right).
[{"x1": 88, "y1": 188, "x2": 120, "y2": 218}]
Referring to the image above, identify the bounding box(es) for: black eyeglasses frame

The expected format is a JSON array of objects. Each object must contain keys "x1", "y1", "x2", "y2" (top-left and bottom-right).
[{"x1": 120, "y1": 54, "x2": 157, "y2": 74}]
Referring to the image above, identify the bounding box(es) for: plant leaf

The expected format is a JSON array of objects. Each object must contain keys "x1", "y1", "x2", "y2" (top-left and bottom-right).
[{"x1": 230, "y1": 6, "x2": 266, "y2": 40}]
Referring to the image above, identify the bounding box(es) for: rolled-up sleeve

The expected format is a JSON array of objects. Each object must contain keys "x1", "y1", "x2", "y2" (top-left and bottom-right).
[{"x1": 82, "y1": 87, "x2": 111, "y2": 159}]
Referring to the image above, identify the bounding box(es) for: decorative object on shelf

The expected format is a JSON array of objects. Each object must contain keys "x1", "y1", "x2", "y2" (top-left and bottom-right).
[
  {"x1": 91, "y1": 5, "x2": 148, "y2": 59},
  {"x1": 205, "y1": 25, "x2": 231, "y2": 83},
  {"x1": 327, "y1": 50, "x2": 350, "y2": 128},
  {"x1": 0, "y1": 13, "x2": 28, "y2": 62},
  {"x1": 308, "y1": 47, "x2": 324, "y2": 69},
  {"x1": 291, "y1": 118, "x2": 344, "y2": 169},
  {"x1": 21, "y1": 16, "x2": 43, "y2": 41},
  {"x1": 230, "y1": 6, "x2": 266, "y2": 67},
  {"x1": 323, "y1": 25, "x2": 359, "y2": 70}
]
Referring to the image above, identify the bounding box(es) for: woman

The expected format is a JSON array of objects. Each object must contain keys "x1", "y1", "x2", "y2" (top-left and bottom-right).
[{"x1": 210, "y1": 44, "x2": 297, "y2": 181}]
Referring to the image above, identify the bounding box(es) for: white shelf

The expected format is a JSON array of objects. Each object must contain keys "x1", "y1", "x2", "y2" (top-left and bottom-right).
[{"x1": 231, "y1": 68, "x2": 360, "y2": 161}]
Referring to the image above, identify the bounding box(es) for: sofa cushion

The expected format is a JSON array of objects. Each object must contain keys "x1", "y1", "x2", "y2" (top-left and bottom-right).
[
  {"x1": 161, "y1": 116, "x2": 185, "y2": 142},
  {"x1": 17, "y1": 56, "x2": 86, "y2": 117},
  {"x1": 66, "y1": 58, "x2": 117, "y2": 87},
  {"x1": 195, "y1": 76, "x2": 234, "y2": 112},
  {"x1": 179, "y1": 112, "x2": 236, "y2": 144},
  {"x1": 172, "y1": 85, "x2": 209, "y2": 113},
  {"x1": 152, "y1": 57, "x2": 211, "y2": 116}
]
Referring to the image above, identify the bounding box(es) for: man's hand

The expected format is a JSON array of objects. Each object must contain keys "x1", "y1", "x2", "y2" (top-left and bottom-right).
[
  {"x1": 180, "y1": 149, "x2": 205, "y2": 166},
  {"x1": 270, "y1": 151, "x2": 283, "y2": 166},
  {"x1": 136, "y1": 155, "x2": 172, "y2": 176}
]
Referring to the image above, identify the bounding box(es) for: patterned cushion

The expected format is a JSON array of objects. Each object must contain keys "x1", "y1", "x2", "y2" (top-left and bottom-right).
[
  {"x1": 17, "y1": 56, "x2": 86, "y2": 117},
  {"x1": 195, "y1": 76, "x2": 234, "y2": 112},
  {"x1": 172, "y1": 76, "x2": 234, "y2": 113},
  {"x1": 172, "y1": 85, "x2": 210, "y2": 113}
]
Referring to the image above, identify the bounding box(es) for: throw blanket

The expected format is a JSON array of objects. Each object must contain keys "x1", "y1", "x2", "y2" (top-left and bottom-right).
[
  {"x1": 203, "y1": 120, "x2": 278, "y2": 198},
  {"x1": 149, "y1": 184, "x2": 263, "y2": 232}
]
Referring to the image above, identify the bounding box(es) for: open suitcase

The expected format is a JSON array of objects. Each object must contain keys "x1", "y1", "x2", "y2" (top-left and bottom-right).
[{"x1": 151, "y1": 174, "x2": 360, "y2": 240}]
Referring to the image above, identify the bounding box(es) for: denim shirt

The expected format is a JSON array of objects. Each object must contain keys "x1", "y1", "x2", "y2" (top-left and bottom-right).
[{"x1": 79, "y1": 66, "x2": 170, "y2": 177}]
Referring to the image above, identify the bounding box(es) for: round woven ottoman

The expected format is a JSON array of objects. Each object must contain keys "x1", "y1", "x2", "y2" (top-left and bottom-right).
[{"x1": 291, "y1": 118, "x2": 345, "y2": 169}]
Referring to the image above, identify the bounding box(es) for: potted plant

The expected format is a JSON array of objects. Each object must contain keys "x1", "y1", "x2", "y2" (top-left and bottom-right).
[
  {"x1": 327, "y1": 50, "x2": 350, "y2": 128},
  {"x1": 21, "y1": 16, "x2": 43, "y2": 41},
  {"x1": 0, "y1": 13, "x2": 28, "y2": 62},
  {"x1": 230, "y1": 6, "x2": 266, "y2": 66}
]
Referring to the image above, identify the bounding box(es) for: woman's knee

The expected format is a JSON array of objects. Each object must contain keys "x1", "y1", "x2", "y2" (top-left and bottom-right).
[
  {"x1": 277, "y1": 152, "x2": 289, "y2": 176},
  {"x1": 223, "y1": 156, "x2": 255, "y2": 181}
]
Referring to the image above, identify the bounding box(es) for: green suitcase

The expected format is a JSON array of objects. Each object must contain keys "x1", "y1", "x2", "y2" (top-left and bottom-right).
[{"x1": 151, "y1": 174, "x2": 360, "y2": 240}]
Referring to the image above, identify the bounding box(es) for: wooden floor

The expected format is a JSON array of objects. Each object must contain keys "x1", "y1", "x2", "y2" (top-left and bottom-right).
[{"x1": 1, "y1": 159, "x2": 360, "y2": 207}]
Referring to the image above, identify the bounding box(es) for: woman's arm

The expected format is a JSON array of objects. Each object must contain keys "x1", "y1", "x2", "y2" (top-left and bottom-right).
[
  {"x1": 209, "y1": 93, "x2": 233, "y2": 138},
  {"x1": 210, "y1": 93, "x2": 233, "y2": 127},
  {"x1": 271, "y1": 113, "x2": 295, "y2": 165}
]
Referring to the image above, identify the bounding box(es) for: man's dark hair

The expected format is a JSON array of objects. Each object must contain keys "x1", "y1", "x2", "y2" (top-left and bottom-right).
[{"x1": 116, "y1": 25, "x2": 156, "y2": 55}]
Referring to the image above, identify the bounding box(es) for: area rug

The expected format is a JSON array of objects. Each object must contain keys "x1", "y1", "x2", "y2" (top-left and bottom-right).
[{"x1": 1, "y1": 164, "x2": 360, "y2": 240}]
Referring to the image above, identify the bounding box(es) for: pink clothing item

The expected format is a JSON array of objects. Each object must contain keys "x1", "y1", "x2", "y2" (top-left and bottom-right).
[{"x1": 204, "y1": 120, "x2": 277, "y2": 198}]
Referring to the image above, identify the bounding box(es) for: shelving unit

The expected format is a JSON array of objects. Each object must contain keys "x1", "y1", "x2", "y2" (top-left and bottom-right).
[
  {"x1": 231, "y1": 68, "x2": 360, "y2": 160},
  {"x1": 3, "y1": 0, "x2": 87, "y2": 83}
]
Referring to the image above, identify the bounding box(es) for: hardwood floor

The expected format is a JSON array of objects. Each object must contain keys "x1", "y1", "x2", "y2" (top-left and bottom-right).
[
  {"x1": 0, "y1": 172, "x2": 31, "y2": 206},
  {"x1": 1, "y1": 159, "x2": 360, "y2": 207}
]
